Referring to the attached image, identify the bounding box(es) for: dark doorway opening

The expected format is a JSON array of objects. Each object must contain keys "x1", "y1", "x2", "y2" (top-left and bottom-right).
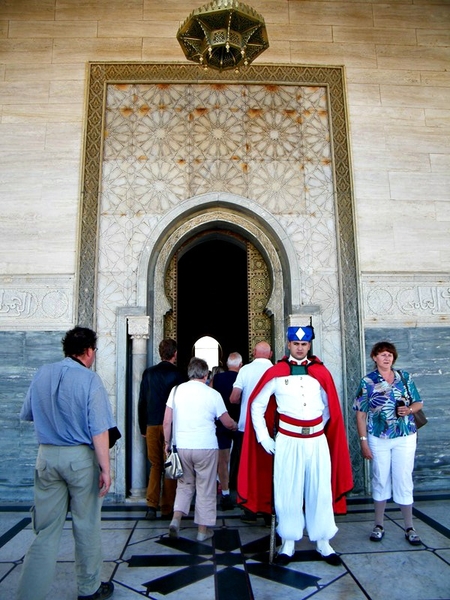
[{"x1": 177, "y1": 238, "x2": 248, "y2": 373}]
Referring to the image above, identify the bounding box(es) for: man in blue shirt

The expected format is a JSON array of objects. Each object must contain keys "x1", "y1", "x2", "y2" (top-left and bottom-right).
[{"x1": 17, "y1": 327, "x2": 116, "y2": 600}]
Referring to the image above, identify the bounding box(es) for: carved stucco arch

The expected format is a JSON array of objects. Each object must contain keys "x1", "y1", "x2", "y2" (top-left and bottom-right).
[{"x1": 137, "y1": 194, "x2": 299, "y2": 363}]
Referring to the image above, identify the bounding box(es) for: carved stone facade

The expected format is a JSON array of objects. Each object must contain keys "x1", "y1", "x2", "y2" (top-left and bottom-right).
[
  {"x1": 78, "y1": 63, "x2": 362, "y2": 496},
  {"x1": 3, "y1": 63, "x2": 448, "y2": 501},
  {"x1": 80, "y1": 63, "x2": 360, "y2": 409}
]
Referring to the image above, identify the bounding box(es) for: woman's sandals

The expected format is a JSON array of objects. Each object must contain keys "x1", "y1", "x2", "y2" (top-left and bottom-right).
[
  {"x1": 405, "y1": 527, "x2": 422, "y2": 546},
  {"x1": 369, "y1": 525, "x2": 384, "y2": 542},
  {"x1": 370, "y1": 524, "x2": 422, "y2": 545}
]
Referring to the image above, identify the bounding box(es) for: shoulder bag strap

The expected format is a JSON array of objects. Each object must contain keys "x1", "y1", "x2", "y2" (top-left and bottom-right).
[
  {"x1": 396, "y1": 369, "x2": 412, "y2": 402},
  {"x1": 171, "y1": 385, "x2": 178, "y2": 449}
]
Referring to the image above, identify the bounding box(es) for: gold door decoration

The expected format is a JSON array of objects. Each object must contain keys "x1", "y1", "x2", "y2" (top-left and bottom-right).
[
  {"x1": 164, "y1": 252, "x2": 177, "y2": 341},
  {"x1": 247, "y1": 241, "x2": 272, "y2": 354},
  {"x1": 163, "y1": 236, "x2": 272, "y2": 357}
]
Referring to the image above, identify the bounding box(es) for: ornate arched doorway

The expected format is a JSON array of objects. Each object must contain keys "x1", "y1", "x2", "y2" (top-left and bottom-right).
[
  {"x1": 163, "y1": 230, "x2": 273, "y2": 370},
  {"x1": 148, "y1": 202, "x2": 287, "y2": 367}
]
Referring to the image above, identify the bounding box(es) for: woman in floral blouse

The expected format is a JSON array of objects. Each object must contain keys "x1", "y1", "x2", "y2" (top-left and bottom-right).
[{"x1": 353, "y1": 341, "x2": 424, "y2": 546}]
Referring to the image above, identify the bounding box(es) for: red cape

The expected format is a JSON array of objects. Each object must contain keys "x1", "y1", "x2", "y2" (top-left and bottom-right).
[{"x1": 237, "y1": 357, "x2": 354, "y2": 515}]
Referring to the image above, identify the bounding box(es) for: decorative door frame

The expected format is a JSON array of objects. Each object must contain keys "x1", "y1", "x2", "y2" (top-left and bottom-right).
[
  {"x1": 142, "y1": 198, "x2": 287, "y2": 363},
  {"x1": 78, "y1": 63, "x2": 364, "y2": 495}
]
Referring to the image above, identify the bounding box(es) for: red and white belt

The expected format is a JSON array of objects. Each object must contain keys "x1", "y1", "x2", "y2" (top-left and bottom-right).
[{"x1": 278, "y1": 415, "x2": 324, "y2": 438}]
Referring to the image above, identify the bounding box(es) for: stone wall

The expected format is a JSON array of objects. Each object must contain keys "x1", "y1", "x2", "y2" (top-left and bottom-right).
[
  {"x1": 0, "y1": 1, "x2": 449, "y2": 500},
  {"x1": 0, "y1": 331, "x2": 62, "y2": 502},
  {"x1": 364, "y1": 327, "x2": 450, "y2": 492},
  {"x1": 4, "y1": 326, "x2": 449, "y2": 502},
  {"x1": 1, "y1": 1, "x2": 449, "y2": 278}
]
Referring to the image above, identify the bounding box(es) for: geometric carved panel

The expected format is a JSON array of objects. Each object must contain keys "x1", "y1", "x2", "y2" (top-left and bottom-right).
[{"x1": 79, "y1": 63, "x2": 362, "y2": 492}]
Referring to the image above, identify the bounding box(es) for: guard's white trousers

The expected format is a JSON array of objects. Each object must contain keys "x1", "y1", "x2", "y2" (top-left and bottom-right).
[{"x1": 274, "y1": 432, "x2": 338, "y2": 542}]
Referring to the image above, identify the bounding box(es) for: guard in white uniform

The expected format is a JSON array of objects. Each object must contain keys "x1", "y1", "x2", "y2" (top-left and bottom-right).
[{"x1": 250, "y1": 326, "x2": 343, "y2": 566}]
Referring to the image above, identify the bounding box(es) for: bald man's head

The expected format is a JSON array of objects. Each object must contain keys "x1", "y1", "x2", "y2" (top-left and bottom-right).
[{"x1": 253, "y1": 341, "x2": 272, "y2": 359}]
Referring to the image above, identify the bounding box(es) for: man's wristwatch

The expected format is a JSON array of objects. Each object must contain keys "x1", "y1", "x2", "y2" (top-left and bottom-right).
[{"x1": 359, "y1": 436, "x2": 367, "y2": 441}]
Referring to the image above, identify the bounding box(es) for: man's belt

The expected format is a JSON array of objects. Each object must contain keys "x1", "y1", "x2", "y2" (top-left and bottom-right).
[{"x1": 278, "y1": 414, "x2": 324, "y2": 438}]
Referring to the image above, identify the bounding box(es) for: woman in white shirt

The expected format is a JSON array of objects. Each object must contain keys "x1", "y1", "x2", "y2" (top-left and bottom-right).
[{"x1": 163, "y1": 357, "x2": 237, "y2": 541}]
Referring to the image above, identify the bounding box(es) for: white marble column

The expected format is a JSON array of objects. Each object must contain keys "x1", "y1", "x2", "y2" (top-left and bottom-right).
[{"x1": 127, "y1": 315, "x2": 150, "y2": 500}]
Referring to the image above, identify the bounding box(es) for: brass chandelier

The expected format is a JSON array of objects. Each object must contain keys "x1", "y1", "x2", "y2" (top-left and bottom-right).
[{"x1": 176, "y1": 0, "x2": 269, "y2": 72}]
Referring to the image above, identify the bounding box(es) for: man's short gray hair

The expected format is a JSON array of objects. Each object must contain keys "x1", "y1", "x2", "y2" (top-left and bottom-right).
[
  {"x1": 188, "y1": 357, "x2": 209, "y2": 380},
  {"x1": 227, "y1": 352, "x2": 242, "y2": 369}
]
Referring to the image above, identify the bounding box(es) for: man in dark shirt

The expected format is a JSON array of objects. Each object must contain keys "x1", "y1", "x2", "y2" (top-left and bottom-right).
[
  {"x1": 138, "y1": 339, "x2": 186, "y2": 519},
  {"x1": 212, "y1": 352, "x2": 242, "y2": 510}
]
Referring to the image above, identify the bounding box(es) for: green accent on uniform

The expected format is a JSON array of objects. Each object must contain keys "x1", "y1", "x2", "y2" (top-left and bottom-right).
[{"x1": 290, "y1": 365, "x2": 308, "y2": 376}]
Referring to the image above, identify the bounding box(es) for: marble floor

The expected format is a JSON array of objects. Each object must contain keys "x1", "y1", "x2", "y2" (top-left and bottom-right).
[{"x1": 1, "y1": 493, "x2": 450, "y2": 600}]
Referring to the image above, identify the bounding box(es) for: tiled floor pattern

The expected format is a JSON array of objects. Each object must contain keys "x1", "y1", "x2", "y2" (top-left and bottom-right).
[{"x1": 1, "y1": 495, "x2": 449, "y2": 599}]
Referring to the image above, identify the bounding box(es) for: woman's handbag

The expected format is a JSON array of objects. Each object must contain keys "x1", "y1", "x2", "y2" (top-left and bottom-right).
[
  {"x1": 164, "y1": 385, "x2": 184, "y2": 479},
  {"x1": 164, "y1": 445, "x2": 183, "y2": 479},
  {"x1": 397, "y1": 370, "x2": 428, "y2": 429},
  {"x1": 413, "y1": 408, "x2": 428, "y2": 429}
]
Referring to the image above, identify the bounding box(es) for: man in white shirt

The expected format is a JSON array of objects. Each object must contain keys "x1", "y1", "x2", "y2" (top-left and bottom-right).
[{"x1": 229, "y1": 341, "x2": 272, "y2": 521}]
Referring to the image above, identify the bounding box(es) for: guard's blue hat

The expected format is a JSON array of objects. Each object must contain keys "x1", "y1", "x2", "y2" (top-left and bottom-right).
[{"x1": 287, "y1": 326, "x2": 315, "y2": 342}]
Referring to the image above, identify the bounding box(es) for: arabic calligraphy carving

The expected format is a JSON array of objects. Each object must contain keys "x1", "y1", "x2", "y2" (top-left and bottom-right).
[
  {"x1": 0, "y1": 291, "x2": 36, "y2": 317},
  {"x1": 0, "y1": 278, "x2": 72, "y2": 327},
  {"x1": 363, "y1": 278, "x2": 450, "y2": 324}
]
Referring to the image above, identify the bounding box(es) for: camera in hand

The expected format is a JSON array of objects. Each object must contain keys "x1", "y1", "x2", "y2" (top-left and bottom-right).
[{"x1": 395, "y1": 398, "x2": 406, "y2": 417}]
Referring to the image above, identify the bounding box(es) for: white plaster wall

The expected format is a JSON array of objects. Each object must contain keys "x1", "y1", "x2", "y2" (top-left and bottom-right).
[{"x1": 1, "y1": 0, "x2": 449, "y2": 321}]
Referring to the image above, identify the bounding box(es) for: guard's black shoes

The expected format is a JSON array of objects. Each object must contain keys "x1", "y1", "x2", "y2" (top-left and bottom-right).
[
  {"x1": 160, "y1": 511, "x2": 174, "y2": 520},
  {"x1": 273, "y1": 552, "x2": 292, "y2": 566},
  {"x1": 316, "y1": 551, "x2": 342, "y2": 566},
  {"x1": 263, "y1": 514, "x2": 273, "y2": 527}
]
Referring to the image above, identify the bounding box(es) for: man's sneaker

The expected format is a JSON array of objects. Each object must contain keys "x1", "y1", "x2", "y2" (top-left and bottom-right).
[
  {"x1": 145, "y1": 507, "x2": 157, "y2": 520},
  {"x1": 263, "y1": 513, "x2": 273, "y2": 527},
  {"x1": 78, "y1": 581, "x2": 114, "y2": 600},
  {"x1": 240, "y1": 509, "x2": 257, "y2": 523},
  {"x1": 220, "y1": 494, "x2": 234, "y2": 511}
]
